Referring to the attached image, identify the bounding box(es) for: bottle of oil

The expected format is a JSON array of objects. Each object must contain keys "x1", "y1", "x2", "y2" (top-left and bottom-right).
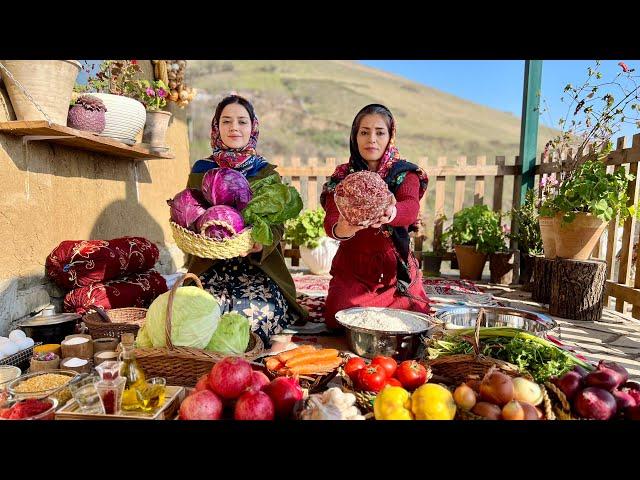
[{"x1": 119, "y1": 332, "x2": 146, "y2": 411}]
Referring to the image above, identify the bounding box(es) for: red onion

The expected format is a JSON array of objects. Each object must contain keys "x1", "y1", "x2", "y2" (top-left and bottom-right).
[
  {"x1": 574, "y1": 387, "x2": 617, "y2": 420},
  {"x1": 585, "y1": 369, "x2": 621, "y2": 391},
  {"x1": 612, "y1": 389, "x2": 637, "y2": 410},
  {"x1": 557, "y1": 371, "x2": 583, "y2": 400},
  {"x1": 597, "y1": 360, "x2": 628, "y2": 385}
]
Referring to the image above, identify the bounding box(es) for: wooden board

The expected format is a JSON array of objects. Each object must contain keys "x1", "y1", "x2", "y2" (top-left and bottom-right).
[
  {"x1": 0, "y1": 120, "x2": 175, "y2": 160},
  {"x1": 55, "y1": 385, "x2": 185, "y2": 420}
]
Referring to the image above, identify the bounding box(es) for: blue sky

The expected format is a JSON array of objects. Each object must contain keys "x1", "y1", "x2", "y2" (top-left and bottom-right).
[{"x1": 360, "y1": 60, "x2": 640, "y2": 143}]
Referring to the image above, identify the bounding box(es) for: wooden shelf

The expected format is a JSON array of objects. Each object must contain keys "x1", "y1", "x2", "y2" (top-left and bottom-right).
[{"x1": 0, "y1": 120, "x2": 175, "y2": 160}]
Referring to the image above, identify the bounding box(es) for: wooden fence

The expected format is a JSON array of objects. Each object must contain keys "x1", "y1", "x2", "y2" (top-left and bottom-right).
[{"x1": 275, "y1": 134, "x2": 640, "y2": 319}]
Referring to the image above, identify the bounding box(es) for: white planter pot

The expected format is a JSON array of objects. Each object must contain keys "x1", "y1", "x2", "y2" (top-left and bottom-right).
[
  {"x1": 299, "y1": 236, "x2": 339, "y2": 275},
  {"x1": 89, "y1": 93, "x2": 146, "y2": 145}
]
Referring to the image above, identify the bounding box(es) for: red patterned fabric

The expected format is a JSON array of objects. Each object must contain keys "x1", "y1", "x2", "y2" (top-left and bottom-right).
[
  {"x1": 46, "y1": 237, "x2": 159, "y2": 290},
  {"x1": 63, "y1": 270, "x2": 167, "y2": 315}
]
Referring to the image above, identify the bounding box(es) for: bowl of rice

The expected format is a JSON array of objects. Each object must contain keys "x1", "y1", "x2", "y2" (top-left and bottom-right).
[
  {"x1": 334, "y1": 307, "x2": 438, "y2": 360},
  {"x1": 6, "y1": 369, "x2": 79, "y2": 407}
]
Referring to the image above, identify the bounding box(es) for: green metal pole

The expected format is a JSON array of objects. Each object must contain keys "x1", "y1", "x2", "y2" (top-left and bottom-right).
[{"x1": 519, "y1": 60, "x2": 543, "y2": 206}]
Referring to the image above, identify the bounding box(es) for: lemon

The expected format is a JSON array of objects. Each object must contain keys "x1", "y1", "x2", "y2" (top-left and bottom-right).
[{"x1": 411, "y1": 383, "x2": 456, "y2": 420}]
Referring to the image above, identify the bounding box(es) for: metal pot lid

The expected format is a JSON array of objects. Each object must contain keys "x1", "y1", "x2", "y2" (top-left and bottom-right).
[{"x1": 18, "y1": 313, "x2": 81, "y2": 327}]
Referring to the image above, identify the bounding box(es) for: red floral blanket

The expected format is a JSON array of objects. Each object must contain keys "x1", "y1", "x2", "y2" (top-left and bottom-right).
[
  {"x1": 63, "y1": 270, "x2": 167, "y2": 315},
  {"x1": 46, "y1": 237, "x2": 159, "y2": 290}
]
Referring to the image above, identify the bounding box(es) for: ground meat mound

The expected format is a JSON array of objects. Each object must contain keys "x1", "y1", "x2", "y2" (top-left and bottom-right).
[{"x1": 334, "y1": 171, "x2": 394, "y2": 226}]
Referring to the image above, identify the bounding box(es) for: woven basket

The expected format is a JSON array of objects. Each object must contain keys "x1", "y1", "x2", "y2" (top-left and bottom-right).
[
  {"x1": 425, "y1": 308, "x2": 522, "y2": 385},
  {"x1": 453, "y1": 382, "x2": 556, "y2": 420},
  {"x1": 265, "y1": 354, "x2": 346, "y2": 394},
  {"x1": 133, "y1": 273, "x2": 264, "y2": 387},
  {"x1": 83, "y1": 306, "x2": 147, "y2": 339},
  {"x1": 544, "y1": 381, "x2": 580, "y2": 420},
  {"x1": 338, "y1": 365, "x2": 434, "y2": 414},
  {"x1": 170, "y1": 220, "x2": 254, "y2": 260}
]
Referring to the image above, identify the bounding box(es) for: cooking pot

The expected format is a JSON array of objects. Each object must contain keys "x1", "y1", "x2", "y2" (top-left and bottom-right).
[{"x1": 17, "y1": 310, "x2": 81, "y2": 345}]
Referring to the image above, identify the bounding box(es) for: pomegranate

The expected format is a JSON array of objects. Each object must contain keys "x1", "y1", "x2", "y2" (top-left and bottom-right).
[
  {"x1": 234, "y1": 389, "x2": 275, "y2": 420},
  {"x1": 179, "y1": 390, "x2": 223, "y2": 420},
  {"x1": 263, "y1": 377, "x2": 304, "y2": 419},
  {"x1": 612, "y1": 389, "x2": 637, "y2": 410},
  {"x1": 209, "y1": 357, "x2": 253, "y2": 400},
  {"x1": 248, "y1": 370, "x2": 271, "y2": 392},
  {"x1": 195, "y1": 374, "x2": 211, "y2": 392}
]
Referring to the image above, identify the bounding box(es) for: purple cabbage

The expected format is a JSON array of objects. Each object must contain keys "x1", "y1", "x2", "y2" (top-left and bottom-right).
[
  {"x1": 195, "y1": 205, "x2": 245, "y2": 239},
  {"x1": 167, "y1": 188, "x2": 208, "y2": 230},
  {"x1": 201, "y1": 168, "x2": 252, "y2": 211}
]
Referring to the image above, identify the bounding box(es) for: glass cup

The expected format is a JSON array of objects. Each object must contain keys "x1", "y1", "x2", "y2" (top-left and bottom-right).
[
  {"x1": 95, "y1": 376, "x2": 126, "y2": 415},
  {"x1": 135, "y1": 377, "x2": 166, "y2": 413},
  {"x1": 68, "y1": 375, "x2": 104, "y2": 414}
]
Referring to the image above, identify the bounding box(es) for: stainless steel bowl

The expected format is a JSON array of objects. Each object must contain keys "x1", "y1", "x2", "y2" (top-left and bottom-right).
[
  {"x1": 334, "y1": 307, "x2": 438, "y2": 360},
  {"x1": 435, "y1": 306, "x2": 557, "y2": 336}
]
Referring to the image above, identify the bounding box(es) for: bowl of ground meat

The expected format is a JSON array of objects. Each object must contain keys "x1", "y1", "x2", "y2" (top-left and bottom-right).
[{"x1": 334, "y1": 171, "x2": 395, "y2": 227}]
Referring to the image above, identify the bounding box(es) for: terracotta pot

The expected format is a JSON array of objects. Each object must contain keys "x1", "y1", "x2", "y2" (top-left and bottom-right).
[
  {"x1": 423, "y1": 255, "x2": 443, "y2": 277},
  {"x1": 538, "y1": 216, "x2": 557, "y2": 259},
  {"x1": 454, "y1": 245, "x2": 487, "y2": 280},
  {"x1": 519, "y1": 253, "x2": 535, "y2": 286},
  {"x1": 489, "y1": 251, "x2": 515, "y2": 285},
  {"x1": 554, "y1": 212, "x2": 608, "y2": 260},
  {"x1": 142, "y1": 110, "x2": 172, "y2": 153}
]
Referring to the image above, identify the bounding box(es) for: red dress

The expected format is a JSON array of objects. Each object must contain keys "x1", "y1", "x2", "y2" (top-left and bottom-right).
[{"x1": 323, "y1": 172, "x2": 432, "y2": 328}]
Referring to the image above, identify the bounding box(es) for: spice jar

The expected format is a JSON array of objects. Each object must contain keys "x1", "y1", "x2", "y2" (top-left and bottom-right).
[{"x1": 95, "y1": 377, "x2": 126, "y2": 415}]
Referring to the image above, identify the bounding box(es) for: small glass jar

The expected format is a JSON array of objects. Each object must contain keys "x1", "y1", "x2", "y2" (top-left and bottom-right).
[{"x1": 95, "y1": 376, "x2": 126, "y2": 415}]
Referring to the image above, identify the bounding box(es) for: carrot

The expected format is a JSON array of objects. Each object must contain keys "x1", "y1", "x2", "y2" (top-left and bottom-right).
[
  {"x1": 265, "y1": 357, "x2": 284, "y2": 372},
  {"x1": 283, "y1": 357, "x2": 343, "y2": 375},
  {"x1": 276, "y1": 345, "x2": 316, "y2": 363},
  {"x1": 285, "y1": 349, "x2": 339, "y2": 368}
]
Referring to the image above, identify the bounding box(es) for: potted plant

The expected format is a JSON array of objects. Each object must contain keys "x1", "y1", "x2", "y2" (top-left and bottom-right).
[
  {"x1": 441, "y1": 205, "x2": 504, "y2": 280},
  {"x1": 550, "y1": 155, "x2": 638, "y2": 260},
  {"x1": 510, "y1": 188, "x2": 543, "y2": 285},
  {"x1": 539, "y1": 60, "x2": 640, "y2": 260},
  {"x1": 74, "y1": 60, "x2": 147, "y2": 145},
  {"x1": 488, "y1": 222, "x2": 515, "y2": 285},
  {"x1": 538, "y1": 176, "x2": 559, "y2": 259},
  {"x1": 421, "y1": 214, "x2": 446, "y2": 277},
  {"x1": 284, "y1": 208, "x2": 338, "y2": 275},
  {"x1": 136, "y1": 79, "x2": 171, "y2": 153}
]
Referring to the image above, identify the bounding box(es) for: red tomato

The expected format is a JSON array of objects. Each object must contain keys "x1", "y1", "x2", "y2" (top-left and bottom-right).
[
  {"x1": 371, "y1": 356, "x2": 397, "y2": 378},
  {"x1": 344, "y1": 357, "x2": 367, "y2": 381},
  {"x1": 357, "y1": 365, "x2": 387, "y2": 393},
  {"x1": 385, "y1": 377, "x2": 402, "y2": 387},
  {"x1": 395, "y1": 360, "x2": 428, "y2": 390}
]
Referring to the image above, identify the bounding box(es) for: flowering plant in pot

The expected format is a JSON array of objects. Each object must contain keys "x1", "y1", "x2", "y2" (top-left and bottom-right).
[
  {"x1": 538, "y1": 60, "x2": 640, "y2": 260},
  {"x1": 441, "y1": 205, "x2": 504, "y2": 280},
  {"x1": 510, "y1": 188, "x2": 543, "y2": 285},
  {"x1": 284, "y1": 208, "x2": 338, "y2": 275},
  {"x1": 135, "y1": 79, "x2": 171, "y2": 153},
  {"x1": 73, "y1": 60, "x2": 146, "y2": 145}
]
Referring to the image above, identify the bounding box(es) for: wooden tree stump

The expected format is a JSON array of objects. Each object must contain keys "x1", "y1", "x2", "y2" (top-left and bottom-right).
[
  {"x1": 549, "y1": 258, "x2": 607, "y2": 321},
  {"x1": 531, "y1": 256, "x2": 554, "y2": 304}
]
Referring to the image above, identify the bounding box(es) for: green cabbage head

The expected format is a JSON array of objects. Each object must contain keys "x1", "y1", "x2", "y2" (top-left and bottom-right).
[
  {"x1": 144, "y1": 286, "x2": 221, "y2": 348},
  {"x1": 206, "y1": 312, "x2": 250, "y2": 355}
]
